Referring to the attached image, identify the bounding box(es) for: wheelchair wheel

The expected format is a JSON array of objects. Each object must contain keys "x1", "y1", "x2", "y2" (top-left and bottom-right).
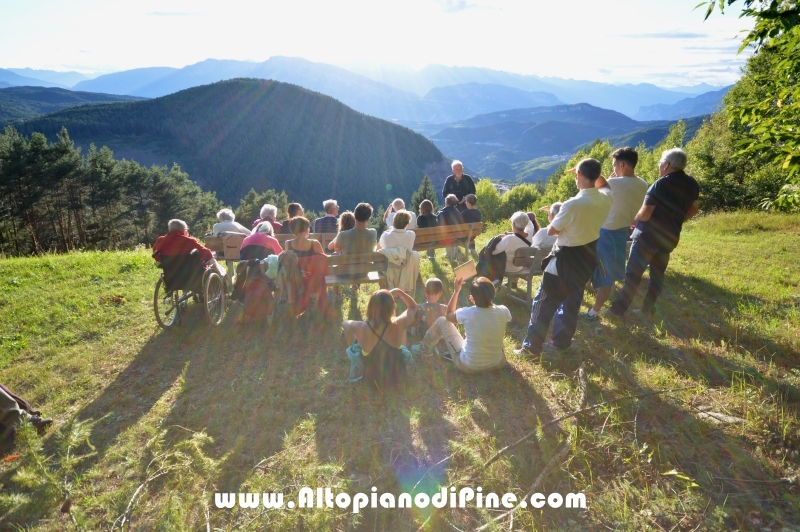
[
  {"x1": 204, "y1": 272, "x2": 227, "y2": 326},
  {"x1": 154, "y1": 278, "x2": 180, "y2": 328}
]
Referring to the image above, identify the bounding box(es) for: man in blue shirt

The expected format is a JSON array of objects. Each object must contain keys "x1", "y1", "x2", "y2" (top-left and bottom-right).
[
  {"x1": 437, "y1": 194, "x2": 465, "y2": 261},
  {"x1": 609, "y1": 148, "x2": 699, "y2": 320}
]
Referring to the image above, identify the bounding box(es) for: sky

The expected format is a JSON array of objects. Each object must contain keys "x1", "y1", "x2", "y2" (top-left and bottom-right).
[{"x1": 0, "y1": 0, "x2": 753, "y2": 87}]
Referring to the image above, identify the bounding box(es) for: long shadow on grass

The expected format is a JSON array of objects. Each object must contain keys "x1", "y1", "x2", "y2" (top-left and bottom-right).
[
  {"x1": 74, "y1": 305, "x2": 206, "y2": 466},
  {"x1": 592, "y1": 270, "x2": 800, "y2": 402}
]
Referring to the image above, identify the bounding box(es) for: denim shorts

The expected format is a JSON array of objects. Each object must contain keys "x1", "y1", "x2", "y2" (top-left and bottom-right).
[{"x1": 592, "y1": 227, "x2": 629, "y2": 288}]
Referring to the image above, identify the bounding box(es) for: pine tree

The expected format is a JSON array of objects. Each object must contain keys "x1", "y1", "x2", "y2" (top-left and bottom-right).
[{"x1": 411, "y1": 174, "x2": 439, "y2": 214}]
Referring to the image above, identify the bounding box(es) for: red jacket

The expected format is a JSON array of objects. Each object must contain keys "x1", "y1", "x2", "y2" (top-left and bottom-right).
[{"x1": 152, "y1": 230, "x2": 214, "y2": 262}]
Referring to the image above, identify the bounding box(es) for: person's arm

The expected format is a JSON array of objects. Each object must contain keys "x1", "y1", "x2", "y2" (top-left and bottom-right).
[
  {"x1": 341, "y1": 320, "x2": 361, "y2": 345},
  {"x1": 684, "y1": 200, "x2": 699, "y2": 221},
  {"x1": 391, "y1": 288, "x2": 417, "y2": 327},
  {"x1": 442, "y1": 178, "x2": 449, "y2": 201},
  {"x1": 445, "y1": 278, "x2": 465, "y2": 324},
  {"x1": 546, "y1": 225, "x2": 561, "y2": 237},
  {"x1": 634, "y1": 204, "x2": 656, "y2": 223},
  {"x1": 327, "y1": 236, "x2": 337, "y2": 251},
  {"x1": 312, "y1": 240, "x2": 324, "y2": 255},
  {"x1": 595, "y1": 174, "x2": 610, "y2": 189},
  {"x1": 384, "y1": 205, "x2": 393, "y2": 220}
]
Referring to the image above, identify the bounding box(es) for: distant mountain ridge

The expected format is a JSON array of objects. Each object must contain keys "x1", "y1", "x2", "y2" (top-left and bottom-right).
[
  {"x1": 12, "y1": 79, "x2": 447, "y2": 208},
  {"x1": 426, "y1": 103, "x2": 704, "y2": 180},
  {"x1": 0, "y1": 69, "x2": 67, "y2": 89},
  {"x1": 633, "y1": 86, "x2": 731, "y2": 120},
  {"x1": 0, "y1": 86, "x2": 144, "y2": 125},
  {"x1": 7, "y1": 68, "x2": 93, "y2": 87}
]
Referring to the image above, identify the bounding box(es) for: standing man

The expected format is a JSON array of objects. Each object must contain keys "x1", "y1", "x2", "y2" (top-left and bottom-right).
[
  {"x1": 314, "y1": 199, "x2": 340, "y2": 234},
  {"x1": 514, "y1": 159, "x2": 612, "y2": 359},
  {"x1": 585, "y1": 147, "x2": 649, "y2": 319},
  {"x1": 609, "y1": 148, "x2": 699, "y2": 320},
  {"x1": 442, "y1": 160, "x2": 476, "y2": 212}
]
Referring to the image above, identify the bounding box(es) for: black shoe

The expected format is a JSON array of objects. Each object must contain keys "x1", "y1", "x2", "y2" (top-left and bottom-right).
[{"x1": 30, "y1": 416, "x2": 53, "y2": 431}]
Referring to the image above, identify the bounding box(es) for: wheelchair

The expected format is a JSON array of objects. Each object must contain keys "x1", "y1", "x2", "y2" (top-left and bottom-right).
[{"x1": 153, "y1": 249, "x2": 227, "y2": 328}]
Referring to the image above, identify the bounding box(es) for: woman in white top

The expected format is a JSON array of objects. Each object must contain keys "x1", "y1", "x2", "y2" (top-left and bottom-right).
[
  {"x1": 530, "y1": 202, "x2": 562, "y2": 249},
  {"x1": 378, "y1": 211, "x2": 416, "y2": 251},
  {"x1": 212, "y1": 208, "x2": 251, "y2": 236}
]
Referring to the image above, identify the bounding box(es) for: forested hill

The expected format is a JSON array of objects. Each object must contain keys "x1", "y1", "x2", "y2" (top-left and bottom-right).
[
  {"x1": 0, "y1": 86, "x2": 144, "y2": 125},
  {"x1": 13, "y1": 78, "x2": 446, "y2": 207}
]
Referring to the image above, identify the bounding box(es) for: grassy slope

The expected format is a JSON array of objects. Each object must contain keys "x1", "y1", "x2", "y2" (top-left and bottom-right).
[{"x1": 0, "y1": 212, "x2": 799, "y2": 531}]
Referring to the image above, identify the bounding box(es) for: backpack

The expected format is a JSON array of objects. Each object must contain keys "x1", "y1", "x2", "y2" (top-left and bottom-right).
[
  {"x1": 362, "y1": 323, "x2": 406, "y2": 390},
  {"x1": 476, "y1": 234, "x2": 507, "y2": 283}
]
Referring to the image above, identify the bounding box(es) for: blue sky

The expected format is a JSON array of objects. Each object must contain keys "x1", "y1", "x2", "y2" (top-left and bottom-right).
[{"x1": 0, "y1": 0, "x2": 753, "y2": 87}]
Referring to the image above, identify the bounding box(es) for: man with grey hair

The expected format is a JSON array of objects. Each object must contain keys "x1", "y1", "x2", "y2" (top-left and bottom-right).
[
  {"x1": 609, "y1": 148, "x2": 699, "y2": 320},
  {"x1": 154, "y1": 219, "x2": 215, "y2": 266},
  {"x1": 492, "y1": 211, "x2": 533, "y2": 274},
  {"x1": 314, "y1": 199, "x2": 340, "y2": 234},
  {"x1": 384, "y1": 198, "x2": 418, "y2": 230},
  {"x1": 212, "y1": 208, "x2": 251, "y2": 236},
  {"x1": 514, "y1": 158, "x2": 612, "y2": 359},
  {"x1": 442, "y1": 159, "x2": 476, "y2": 212}
]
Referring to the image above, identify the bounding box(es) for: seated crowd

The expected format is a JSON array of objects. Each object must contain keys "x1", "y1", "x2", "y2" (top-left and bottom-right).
[{"x1": 152, "y1": 147, "x2": 700, "y2": 381}]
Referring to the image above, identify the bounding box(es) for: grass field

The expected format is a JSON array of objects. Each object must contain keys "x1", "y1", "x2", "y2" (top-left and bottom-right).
[{"x1": 1, "y1": 211, "x2": 799, "y2": 531}]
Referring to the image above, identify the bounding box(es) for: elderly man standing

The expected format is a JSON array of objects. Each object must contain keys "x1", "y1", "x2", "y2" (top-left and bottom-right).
[
  {"x1": 514, "y1": 159, "x2": 612, "y2": 359},
  {"x1": 384, "y1": 198, "x2": 418, "y2": 229},
  {"x1": 442, "y1": 160, "x2": 476, "y2": 212},
  {"x1": 608, "y1": 148, "x2": 699, "y2": 320},
  {"x1": 314, "y1": 199, "x2": 340, "y2": 234}
]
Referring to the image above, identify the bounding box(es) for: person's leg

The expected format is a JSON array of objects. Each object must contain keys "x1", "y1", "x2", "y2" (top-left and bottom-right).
[
  {"x1": 522, "y1": 272, "x2": 564, "y2": 353},
  {"x1": 589, "y1": 229, "x2": 619, "y2": 314},
  {"x1": 445, "y1": 246, "x2": 457, "y2": 261},
  {"x1": 427, "y1": 249, "x2": 435, "y2": 259},
  {"x1": 610, "y1": 239, "x2": 654, "y2": 316},
  {"x1": 642, "y1": 248, "x2": 671, "y2": 314},
  {"x1": 551, "y1": 280, "x2": 586, "y2": 349},
  {"x1": 422, "y1": 317, "x2": 464, "y2": 358}
]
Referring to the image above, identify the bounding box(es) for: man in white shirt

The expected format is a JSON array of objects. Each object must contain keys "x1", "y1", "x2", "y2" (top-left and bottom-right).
[
  {"x1": 514, "y1": 158, "x2": 612, "y2": 359},
  {"x1": 585, "y1": 147, "x2": 649, "y2": 319},
  {"x1": 384, "y1": 199, "x2": 417, "y2": 230}
]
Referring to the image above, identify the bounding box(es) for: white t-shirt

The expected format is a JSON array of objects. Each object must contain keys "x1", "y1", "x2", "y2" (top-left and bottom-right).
[
  {"x1": 212, "y1": 220, "x2": 251, "y2": 236},
  {"x1": 603, "y1": 176, "x2": 649, "y2": 230},
  {"x1": 531, "y1": 228, "x2": 556, "y2": 249},
  {"x1": 386, "y1": 210, "x2": 418, "y2": 230},
  {"x1": 525, "y1": 218, "x2": 536, "y2": 240},
  {"x1": 456, "y1": 305, "x2": 512, "y2": 370},
  {"x1": 550, "y1": 187, "x2": 613, "y2": 247},
  {"x1": 379, "y1": 228, "x2": 416, "y2": 251},
  {"x1": 493, "y1": 232, "x2": 531, "y2": 273}
]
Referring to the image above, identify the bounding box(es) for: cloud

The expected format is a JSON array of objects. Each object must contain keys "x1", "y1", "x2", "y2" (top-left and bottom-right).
[
  {"x1": 146, "y1": 11, "x2": 202, "y2": 17},
  {"x1": 433, "y1": 0, "x2": 478, "y2": 13},
  {"x1": 622, "y1": 32, "x2": 708, "y2": 39},
  {"x1": 597, "y1": 68, "x2": 612, "y2": 75}
]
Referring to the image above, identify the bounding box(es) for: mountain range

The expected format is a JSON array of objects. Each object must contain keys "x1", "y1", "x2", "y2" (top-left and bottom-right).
[
  {"x1": 425, "y1": 103, "x2": 707, "y2": 180},
  {"x1": 12, "y1": 79, "x2": 448, "y2": 208},
  {"x1": 0, "y1": 86, "x2": 143, "y2": 125},
  {"x1": 633, "y1": 86, "x2": 731, "y2": 121}
]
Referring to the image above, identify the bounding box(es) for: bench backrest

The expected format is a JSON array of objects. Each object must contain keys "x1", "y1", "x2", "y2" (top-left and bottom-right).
[
  {"x1": 511, "y1": 246, "x2": 552, "y2": 272},
  {"x1": 413, "y1": 222, "x2": 483, "y2": 251},
  {"x1": 204, "y1": 232, "x2": 247, "y2": 259},
  {"x1": 326, "y1": 252, "x2": 388, "y2": 277}
]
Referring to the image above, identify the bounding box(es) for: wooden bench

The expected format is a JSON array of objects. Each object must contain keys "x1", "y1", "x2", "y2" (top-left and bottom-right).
[
  {"x1": 502, "y1": 240, "x2": 634, "y2": 307},
  {"x1": 324, "y1": 252, "x2": 388, "y2": 289},
  {"x1": 503, "y1": 246, "x2": 552, "y2": 307},
  {"x1": 204, "y1": 232, "x2": 246, "y2": 260},
  {"x1": 412, "y1": 222, "x2": 483, "y2": 257}
]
